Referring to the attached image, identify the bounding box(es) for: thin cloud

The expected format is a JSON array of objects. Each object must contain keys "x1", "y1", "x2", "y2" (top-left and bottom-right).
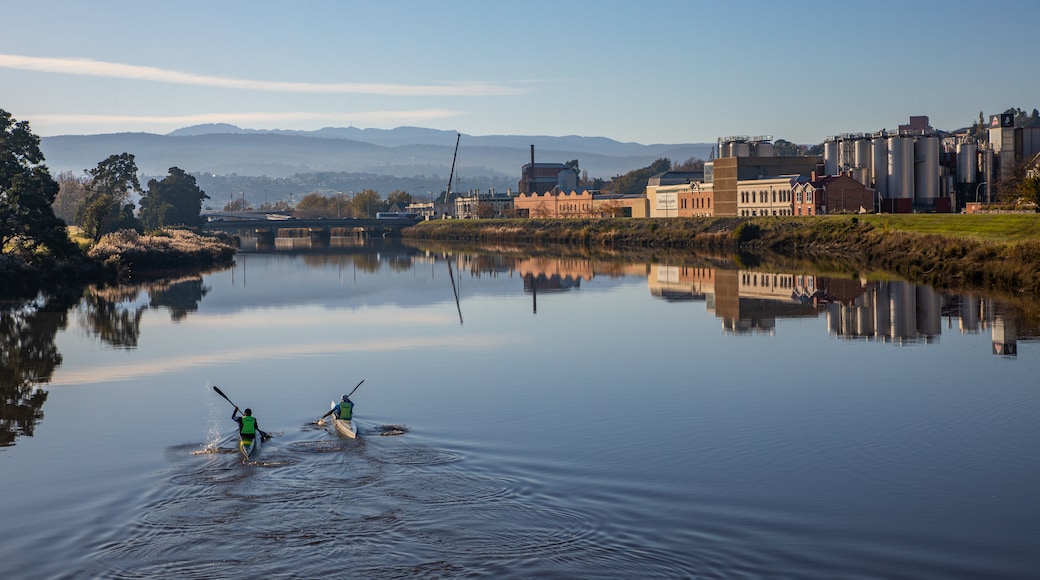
[
  {"x1": 0, "y1": 53, "x2": 526, "y2": 96},
  {"x1": 31, "y1": 110, "x2": 462, "y2": 127},
  {"x1": 47, "y1": 334, "x2": 520, "y2": 386}
]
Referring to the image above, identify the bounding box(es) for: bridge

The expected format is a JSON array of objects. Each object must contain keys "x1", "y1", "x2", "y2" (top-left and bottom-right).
[{"x1": 201, "y1": 216, "x2": 422, "y2": 241}]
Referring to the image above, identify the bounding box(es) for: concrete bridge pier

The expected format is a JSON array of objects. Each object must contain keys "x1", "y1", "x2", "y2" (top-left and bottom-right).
[{"x1": 255, "y1": 228, "x2": 275, "y2": 244}]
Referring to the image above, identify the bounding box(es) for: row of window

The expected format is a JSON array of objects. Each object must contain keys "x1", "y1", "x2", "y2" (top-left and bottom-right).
[
  {"x1": 740, "y1": 209, "x2": 793, "y2": 216},
  {"x1": 681, "y1": 197, "x2": 712, "y2": 209},
  {"x1": 740, "y1": 189, "x2": 793, "y2": 204}
]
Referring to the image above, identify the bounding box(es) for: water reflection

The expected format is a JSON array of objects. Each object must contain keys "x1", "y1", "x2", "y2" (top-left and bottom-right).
[
  {"x1": 2, "y1": 241, "x2": 1037, "y2": 448},
  {"x1": 0, "y1": 296, "x2": 68, "y2": 446},
  {"x1": 0, "y1": 275, "x2": 213, "y2": 446}
]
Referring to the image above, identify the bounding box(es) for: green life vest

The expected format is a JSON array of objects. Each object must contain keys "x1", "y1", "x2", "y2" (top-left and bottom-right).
[
  {"x1": 339, "y1": 401, "x2": 353, "y2": 420},
  {"x1": 240, "y1": 415, "x2": 256, "y2": 435}
]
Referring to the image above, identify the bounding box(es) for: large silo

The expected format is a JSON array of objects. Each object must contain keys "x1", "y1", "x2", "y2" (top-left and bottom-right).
[
  {"x1": 732, "y1": 141, "x2": 750, "y2": 157},
  {"x1": 872, "y1": 136, "x2": 888, "y2": 196},
  {"x1": 754, "y1": 141, "x2": 775, "y2": 157},
  {"x1": 854, "y1": 138, "x2": 871, "y2": 171},
  {"x1": 824, "y1": 139, "x2": 839, "y2": 175},
  {"x1": 887, "y1": 136, "x2": 914, "y2": 200},
  {"x1": 956, "y1": 142, "x2": 976, "y2": 184},
  {"x1": 914, "y1": 136, "x2": 939, "y2": 203}
]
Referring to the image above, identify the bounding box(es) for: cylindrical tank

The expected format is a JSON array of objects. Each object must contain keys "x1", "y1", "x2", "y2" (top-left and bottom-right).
[
  {"x1": 915, "y1": 136, "x2": 939, "y2": 202},
  {"x1": 720, "y1": 141, "x2": 732, "y2": 158},
  {"x1": 732, "y1": 141, "x2": 750, "y2": 157},
  {"x1": 854, "y1": 139, "x2": 871, "y2": 171},
  {"x1": 754, "y1": 141, "x2": 774, "y2": 157},
  {"x1": 824, "y1": 140, "x2": 839, "y2": 175},
  {"x1": 887, "y1": 137, "x2": 914, "y2": 199},
  {"x1": 957, "y1": 142, "x2": 977, "y2": 184},
  {"x1": 852, "y1": 167, "x2": 870, "y2": 188},
  {"x1": 872, "y1": 137, "x2": 888, "y2": 196}
]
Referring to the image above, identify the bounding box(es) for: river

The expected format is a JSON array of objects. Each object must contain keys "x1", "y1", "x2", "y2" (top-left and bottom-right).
[{"x1": 2, "y1": 238, "x2": 1038, "y2": 578}]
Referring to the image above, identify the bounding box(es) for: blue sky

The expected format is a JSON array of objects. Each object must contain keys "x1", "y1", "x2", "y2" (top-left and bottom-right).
[{"x1": 2, "y1": 0, "x2": 1037, "y2": 145}]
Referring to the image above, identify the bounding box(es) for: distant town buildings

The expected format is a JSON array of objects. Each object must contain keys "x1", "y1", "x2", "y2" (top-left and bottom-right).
[{"x1": 418, "y1": 111, "x2": 1039, "y2": 221}]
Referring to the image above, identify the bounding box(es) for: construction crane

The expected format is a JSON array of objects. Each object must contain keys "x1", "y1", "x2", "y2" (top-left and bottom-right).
[{"x1": 444, "y1": 133, "x2": 460, "y2": 203}]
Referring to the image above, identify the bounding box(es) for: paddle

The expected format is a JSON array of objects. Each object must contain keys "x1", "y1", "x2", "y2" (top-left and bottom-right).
[
  {"x1": 316, "y1": 379, "x2": 365, "y2": 423},
  {"x1": 213, "y1": 385, "x2": 270, "y2": 440}
]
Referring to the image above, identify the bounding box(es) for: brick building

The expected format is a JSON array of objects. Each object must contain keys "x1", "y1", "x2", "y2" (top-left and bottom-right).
[{"x1": 792, "y1": 173, "x2": 875, "y2": 215}]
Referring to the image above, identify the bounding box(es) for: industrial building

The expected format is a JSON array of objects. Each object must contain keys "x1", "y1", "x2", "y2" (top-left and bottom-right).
[
  {"x1": 823, "y1": 126, "x2": 946, "y2": 213},
  {"x1": 518, "y1": 145, "x2": 577, "y2": 194},
  {"x1": 706, "y1": 137, "x2": 821, "y2": 217}
]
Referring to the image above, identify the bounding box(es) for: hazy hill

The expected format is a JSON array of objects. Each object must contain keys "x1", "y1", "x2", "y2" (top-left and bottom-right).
[{"x1": 40, "y1": 125, "x2": 715, "y2": 182}]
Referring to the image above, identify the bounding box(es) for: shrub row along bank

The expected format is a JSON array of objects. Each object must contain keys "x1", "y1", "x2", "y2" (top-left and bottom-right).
[{"x1": 405, "y1": 217, "x2": 1040, "y2": 297}]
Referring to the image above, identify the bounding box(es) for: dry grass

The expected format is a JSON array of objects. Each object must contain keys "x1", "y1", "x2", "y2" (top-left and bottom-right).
[{"x1": 87, "y1": 228, "x2": 236, "y2": 271}]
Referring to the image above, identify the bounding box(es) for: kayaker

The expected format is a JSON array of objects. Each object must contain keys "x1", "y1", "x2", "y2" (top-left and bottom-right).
[
  {"x1": 232, "y1": 407, "x2": 260, "y2": 442},
  {"x1": 321, "y1": 395, "x2": 354, "y2": 422}
]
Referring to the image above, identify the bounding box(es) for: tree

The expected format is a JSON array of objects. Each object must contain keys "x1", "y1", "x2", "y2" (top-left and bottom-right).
[
  {"x1": 222, "y1": 195, "x2": 252, "y2": 212},
  {"x1": 672, "y1": 157, "x2": 705, "y2": 171},
  {"x1": 139, "y1": 167, "x2": 209, "y2": 229},
  {"x1": 1019, "y1": 175, "x2": 1040, "y2": 212},
  {"x1": 79, "y1": 153, "x2": 142, "y2": 242},
  {"x1": 606, "y1": 158, "x2": 671, "y2": 195},
  {"x1": 475, "y1": 202, "x2": 496, "y2": 219},
  {"x1": 385, "y1": 190, "x2": 413, "y2": 209},
  {"x1": 350, "y1": 189, "x2": 382, "y2": 218},
  {"x1": 52, "y1": 171, "x2": 89, "y2": 226},
  {"x1": 0, "y1": 109, "x2": 76, "y2": 260}
]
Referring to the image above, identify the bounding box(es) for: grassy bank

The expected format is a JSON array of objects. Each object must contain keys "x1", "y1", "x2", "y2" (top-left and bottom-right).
[
  {"x1": 1, "y1": 228, "x2": 238, "y2": 298},
  {"x1": 405, "y1": 215, "x2": 1040, "y2": 296}
]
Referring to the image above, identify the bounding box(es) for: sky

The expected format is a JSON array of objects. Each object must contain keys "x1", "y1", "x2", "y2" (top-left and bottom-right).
[{"x1": 2, "y1": 0, "x2": 1038, "y2": 145}]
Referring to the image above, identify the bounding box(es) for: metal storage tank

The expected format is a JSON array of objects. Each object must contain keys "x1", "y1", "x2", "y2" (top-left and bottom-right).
[
  {"x1": 956, "y1": 142, "x2": 976, "y2": 184},
  {"x1": 754, "y1": 141, "x2": 775, "y2": 157},
  {"x1": 852, "y1": 167, "x2": 870, "y2": 188},
  {"x1": 732, "y1": 141, "x2": 750, "y2": 157},
  {"x1": 720, "y1": 141, "x2": 732, "y2": 158},
  {"x1": 854, "y1": 138, "x2": 871, "y2": 171},
  {"x1": 915, "y1": 136, "x2": 939, "y2": 202},
  {"x1": 824, "y1": 140, "x2": 839, "y2": 175},
  {"x1": 887, "y1": 136, "x2": 914, "y2": 199},
  {"x1": 872, "y1": 137, "x2": 888, "y2": 196}
]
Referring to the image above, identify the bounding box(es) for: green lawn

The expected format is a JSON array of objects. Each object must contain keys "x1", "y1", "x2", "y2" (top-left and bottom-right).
[{"x1": 814, "y1": 214, "x2": 1040, "y2": 243}]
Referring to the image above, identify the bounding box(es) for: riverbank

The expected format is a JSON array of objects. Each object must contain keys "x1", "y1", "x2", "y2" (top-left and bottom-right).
[
  {"x1": 404, "y1": 215, "x2": 1040, "y2": 297},
  {"x1": 0, "y1": 228, "x2": 237, "y2": 298}
]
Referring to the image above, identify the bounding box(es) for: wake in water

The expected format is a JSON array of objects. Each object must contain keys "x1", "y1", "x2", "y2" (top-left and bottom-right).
[{"x1": 377, "y1": 424, "x2": 409, "y2": 436}]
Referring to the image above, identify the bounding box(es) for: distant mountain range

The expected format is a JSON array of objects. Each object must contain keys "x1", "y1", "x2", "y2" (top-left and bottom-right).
[{"x1": 40, "y1": 125, "x2": 716, "y2": 183}]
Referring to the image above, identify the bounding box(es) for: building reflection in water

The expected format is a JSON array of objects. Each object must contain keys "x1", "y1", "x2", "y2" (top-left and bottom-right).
[{"x1": 640, "y1": 261, "x2": 1036, "y2": 355}]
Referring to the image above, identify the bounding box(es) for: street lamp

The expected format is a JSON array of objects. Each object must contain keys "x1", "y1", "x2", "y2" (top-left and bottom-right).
[{"x1": 975, "y1": 181, "x2": 987, "y2": 203}]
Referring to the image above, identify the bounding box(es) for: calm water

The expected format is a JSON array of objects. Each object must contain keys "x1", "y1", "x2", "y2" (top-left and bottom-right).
[{"x1": 2, "y1": 238, "x2": 1038, "y2": 578}]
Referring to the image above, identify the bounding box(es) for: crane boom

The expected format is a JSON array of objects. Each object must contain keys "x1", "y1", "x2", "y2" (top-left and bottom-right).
[{"x1": 445, "y1": 133, "x2": 460, "y2": 202}]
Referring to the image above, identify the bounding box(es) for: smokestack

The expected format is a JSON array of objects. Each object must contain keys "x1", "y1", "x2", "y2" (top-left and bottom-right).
[{"x1": 530, "y1": 144, "x2": 535, "y2": 166}]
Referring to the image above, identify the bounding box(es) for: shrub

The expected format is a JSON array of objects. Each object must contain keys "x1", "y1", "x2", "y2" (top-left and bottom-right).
[{"x1": 732, "y1": 221, "x2": 762, "y2": 243}]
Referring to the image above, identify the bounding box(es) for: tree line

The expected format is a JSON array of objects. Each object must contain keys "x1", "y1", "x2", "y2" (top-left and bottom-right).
[{"x1": 2, "y1": 109, "x2": 211, "y2": 275}]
